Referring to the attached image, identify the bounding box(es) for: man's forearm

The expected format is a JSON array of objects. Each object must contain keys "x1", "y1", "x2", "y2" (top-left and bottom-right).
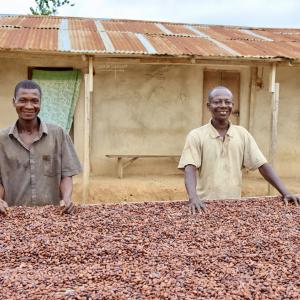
[
  {"x1": 60, "y1": 177, "x2": 73, "y2": 201},
  {"x1": 258, "y1": 163, "x2": 289, "y2": 196},
  {"x1": 0, "y1": 183, "x2": 8, "y2": 215},
  {"x1": 0, "y1": 183, "x2": 4, "y2": 200},
  {"x1": 184, "y1": 165, "x2": 198, "y2": 199}
]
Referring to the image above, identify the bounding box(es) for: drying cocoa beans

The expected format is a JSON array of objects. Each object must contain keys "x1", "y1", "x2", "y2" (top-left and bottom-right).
[{"x1": 0, "y1": 196, "x2": 299, "y2": 299}]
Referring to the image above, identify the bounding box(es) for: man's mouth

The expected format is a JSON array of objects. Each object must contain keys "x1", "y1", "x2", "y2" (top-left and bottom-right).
[
  {"x1": 22, "y1": 111, "x2": 35, "y2": 116},
  {"x1": 219, "y1": 111, "x2": 228, "y2": 116},
  {"x1": 23, "y1": 111, "x2": 35, "y2": 114}
]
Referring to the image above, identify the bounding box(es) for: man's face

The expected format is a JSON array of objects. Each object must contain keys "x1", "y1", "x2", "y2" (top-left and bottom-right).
[
  {"x1": 13, "y1": 88, "x2": 41, "y2": 121},
  {"x1": 207, "y1": 89, "x2": 233, "y2": 121}
]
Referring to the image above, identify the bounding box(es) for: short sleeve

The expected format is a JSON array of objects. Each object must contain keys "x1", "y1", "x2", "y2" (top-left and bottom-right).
[
  {"x1": 178, "y1": 130, "x2": 202, "y2": 170},
  {"x1": 61, "y1": 131, "x2": 82, "y2": 177},
  {"x1": 243, "y1": 131, "x2": 267, "y2": 170}
]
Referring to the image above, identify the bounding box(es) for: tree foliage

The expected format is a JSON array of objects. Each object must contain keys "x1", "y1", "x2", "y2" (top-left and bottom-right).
[{"x1": 30, "y1": 0, "x2": 75, "y2": 16}]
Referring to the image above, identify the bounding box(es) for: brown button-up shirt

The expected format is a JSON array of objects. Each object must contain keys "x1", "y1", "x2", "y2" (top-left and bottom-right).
[{"x1": 0, "y1": 119, "x2": 82, "y2": 206}]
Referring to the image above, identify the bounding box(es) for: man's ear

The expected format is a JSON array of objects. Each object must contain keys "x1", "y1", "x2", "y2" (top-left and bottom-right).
[
  {"x1": 12, "y1": 98, "x2": 16, "y2": 107},
  {"x1": 206, "y1": 101, "x2": 211, "y2": 111}
]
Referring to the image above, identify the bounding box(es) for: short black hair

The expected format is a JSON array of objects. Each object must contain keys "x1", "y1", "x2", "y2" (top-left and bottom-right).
[{"x1": 14, "y1": 80, "x2": 42, "y2": 99}]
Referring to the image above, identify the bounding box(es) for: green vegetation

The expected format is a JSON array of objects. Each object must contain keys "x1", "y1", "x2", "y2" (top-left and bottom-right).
[{"x1": 30, "y1": 0, "x2": 75, "y2": 16}]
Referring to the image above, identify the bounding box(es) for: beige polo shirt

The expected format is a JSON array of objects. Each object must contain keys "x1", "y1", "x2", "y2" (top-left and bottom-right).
[
  {"x1": 0, "y1": 119, "x2": 82, "y2": 207},
  {"x1": 178, "y1": 122, "x2": 267, "y2": 200}
]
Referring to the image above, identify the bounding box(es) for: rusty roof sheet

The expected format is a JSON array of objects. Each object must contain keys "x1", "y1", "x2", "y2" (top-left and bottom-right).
[
  {"x1": 0, "y1": 15, "x2": 300, "y2": 61},
  {"x1": 69, "y1": 28, "x2": 104, "y2": 51},
  {"x1": 107, "y1": 31, "x2": 147, "y2": 53},
  {"x1": 194, "y1": 26, "x2": 264, "y2": 41},
  {"x1": 68, "y1": 18, "x2": 98, "y2": 31},
  {"x1": 161, "y1": 23, "x2": 197, "y2": 36},
  {"x1": 250, "y1": 29, "x2": 300, "y2": 43},
  {"x1": 0, "y1": 27, "x2": 58, "y2": 51},
  {"x1": 0, "y1": 15, "x2": 60, "y2": 29},
  {"x1": 147, "y1": 35, "x2": 231, "y2": 56},
  {"x1": 100, "y1": 20, "x2": 164, "y2": 35}
]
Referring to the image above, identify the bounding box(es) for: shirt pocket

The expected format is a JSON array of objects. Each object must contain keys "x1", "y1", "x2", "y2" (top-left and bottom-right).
[{"x1": 42, "y1": 155, "x2": 59, "y2": 177}]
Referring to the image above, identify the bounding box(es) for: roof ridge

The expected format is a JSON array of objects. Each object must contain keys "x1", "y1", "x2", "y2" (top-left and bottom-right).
[{"x1": 0, "y1": 14, "x2": 298, "y2": 31}]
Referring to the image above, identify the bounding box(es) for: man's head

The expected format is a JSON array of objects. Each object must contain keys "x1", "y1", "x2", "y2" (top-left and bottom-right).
[
  {"x1": 13, "y1": 80, "x2": 42, "y2": 121},
  {"x1": 207, "y1": 86, "x2": 233, "y2": 122}
]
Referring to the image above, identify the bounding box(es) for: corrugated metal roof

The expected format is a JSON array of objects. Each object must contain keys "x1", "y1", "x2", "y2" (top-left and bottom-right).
[
  {"x1": 146, "y1": 35, "x2": 232, "y2": 56},
  {"x1": 107, "y1": 31, "x2": 147, "y2": 53},
  {"x1": 100, "y1": 20, "x2": 164, "y2": 35},
  {"x1": 0, "y1": 27, "x2": 58, "y2": 50},
  {"x1": 0, "y1": 15, "x2": 60, "y2": 29},
  {"x1": 0, "y1": 15, "x2": 300, "y2": 61}
]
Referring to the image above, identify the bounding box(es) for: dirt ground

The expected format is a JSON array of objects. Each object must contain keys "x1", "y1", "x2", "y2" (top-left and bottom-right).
[{"x1": 73, "y1": 174, "x2": 300, "y2": 204}]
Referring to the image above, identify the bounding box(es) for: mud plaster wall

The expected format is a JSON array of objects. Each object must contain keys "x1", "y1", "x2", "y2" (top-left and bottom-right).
[
  {"x1": 91, "y1": 64, "x2": 203, "y2": 176},
  {"x1": 249, "y1": 65, "x2": 300, "y2": 178},
  {"x1": 0, "y1": 55, "x2": 299, "y2": 178},
  {"x1": 0, "y1": 58, "x2": 27, "y2": 127},
  {"x1": 78, "y1": 63, "x2": 300, "y2": 178},
  {"x1": 273, "y1": 66, "x2": 300, "y2": 177},
  {"x1": 90, "y1": 64, "x2": 253, "y2": 176}
]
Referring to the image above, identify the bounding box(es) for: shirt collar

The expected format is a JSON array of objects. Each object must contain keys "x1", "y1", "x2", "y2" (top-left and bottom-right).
[
  {"x1": 9, "y1": 117, "x2": 48, "y2": 139},
  {"x1": 208, "y1": 119, "x2": 234, "y2": 138}
]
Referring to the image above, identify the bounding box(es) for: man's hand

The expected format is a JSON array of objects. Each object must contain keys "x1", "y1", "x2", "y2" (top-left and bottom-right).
[
  {"x1": 283, "y1": 194, "x2": 300, "y2": 206},
  {"x1": 61, "y1": 197, "x2": 75, "y2": 214},
  {"x1": 188, "y1": 196, "x2": 206, "y2": 214},
  {"x1": 0, "y1": 199, "x2": 8, "y2": 215},
  {"x1": 60, "y1": 177, "x2": 75, "y2": 214},
  {"x1": 184, "y1": 165, "x2": 206, "y2": 215}
]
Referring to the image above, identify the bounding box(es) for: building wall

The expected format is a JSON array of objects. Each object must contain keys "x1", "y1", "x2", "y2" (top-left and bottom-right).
[
  {"x1": 274, "y1": 66, "x2": 300, "y2": 177},
  {"x1": 0, "y1": 54, "x2": 299, "y2": 178},
  {"x1": 89, "y1": 63, "x2": 253, "y2": 176},
  {"x1": 88, "y1": 63, "x2": 300, "y2": 178},
  {"x1": 0, "y1": 58, "x2": 28, "y2": 128},
  {"x1": 248, "y1": 65, "x2": 300, "y2": 178},
  {"x1": 91, "y1": 63, "x2": 203, "y2": 175}
]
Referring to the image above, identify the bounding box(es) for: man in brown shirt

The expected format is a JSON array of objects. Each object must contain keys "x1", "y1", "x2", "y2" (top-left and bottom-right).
[
  {"x1": 0, "y1": 80, "x2": 82, "y2": 215},
  {"x1": 179, "y1": 86, "x2": 300, "y2": 214}
]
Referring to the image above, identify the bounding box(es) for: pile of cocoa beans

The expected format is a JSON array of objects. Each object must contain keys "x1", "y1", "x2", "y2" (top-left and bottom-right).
[{"x1": 1, "y1": 196, "x2": 299, "y2": 299}]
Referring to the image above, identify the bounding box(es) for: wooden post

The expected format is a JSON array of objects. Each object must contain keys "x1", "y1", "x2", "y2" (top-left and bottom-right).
[
  {"x1": 267, "y1": 63, "x2": 277, "y2": 195},
  {"x1": 248, "y1": 67, "x2": 257, "y2": 133},
  {"x1": 83, "y1": 57, "x2": 94, "y2": 204},
  {"x1": 89, "y1": 57, "x2": 93, "y2": 93},
  {"x1": 269, "y1": 63, "x2": 276, "y2": 93},
  {"x1": 269, "y1": 83, "x2": 280, "y2": 167},
  {"x1": 268, "y1": 83, "x2": 280, "y2": 195},
  {"x1": 83, "y1": 74, "x2": 90, "y2": 204}
]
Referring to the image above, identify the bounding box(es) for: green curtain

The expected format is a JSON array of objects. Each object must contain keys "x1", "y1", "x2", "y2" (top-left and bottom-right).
[{"x1": 32, "y1": 70, "x2": 81, "y2": 132}]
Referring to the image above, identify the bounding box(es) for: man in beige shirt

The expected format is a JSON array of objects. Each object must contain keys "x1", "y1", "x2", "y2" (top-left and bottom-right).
[
  {"x1": 178, "y1": 86, "x2": 300, "y2": 213},
  {"x1": 0, "y1": 80, "x2": 82, "y2": 215}
]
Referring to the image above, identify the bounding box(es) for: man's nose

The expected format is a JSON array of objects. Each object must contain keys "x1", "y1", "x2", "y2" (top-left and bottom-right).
[{"x1": 24, "y1": 101, "x2": 34, "y2": 108}]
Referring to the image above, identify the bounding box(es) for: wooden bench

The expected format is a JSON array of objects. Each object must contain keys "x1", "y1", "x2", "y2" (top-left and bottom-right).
[{"x1": 106, "y1": 155, "x2": 181, "y2": 178}]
